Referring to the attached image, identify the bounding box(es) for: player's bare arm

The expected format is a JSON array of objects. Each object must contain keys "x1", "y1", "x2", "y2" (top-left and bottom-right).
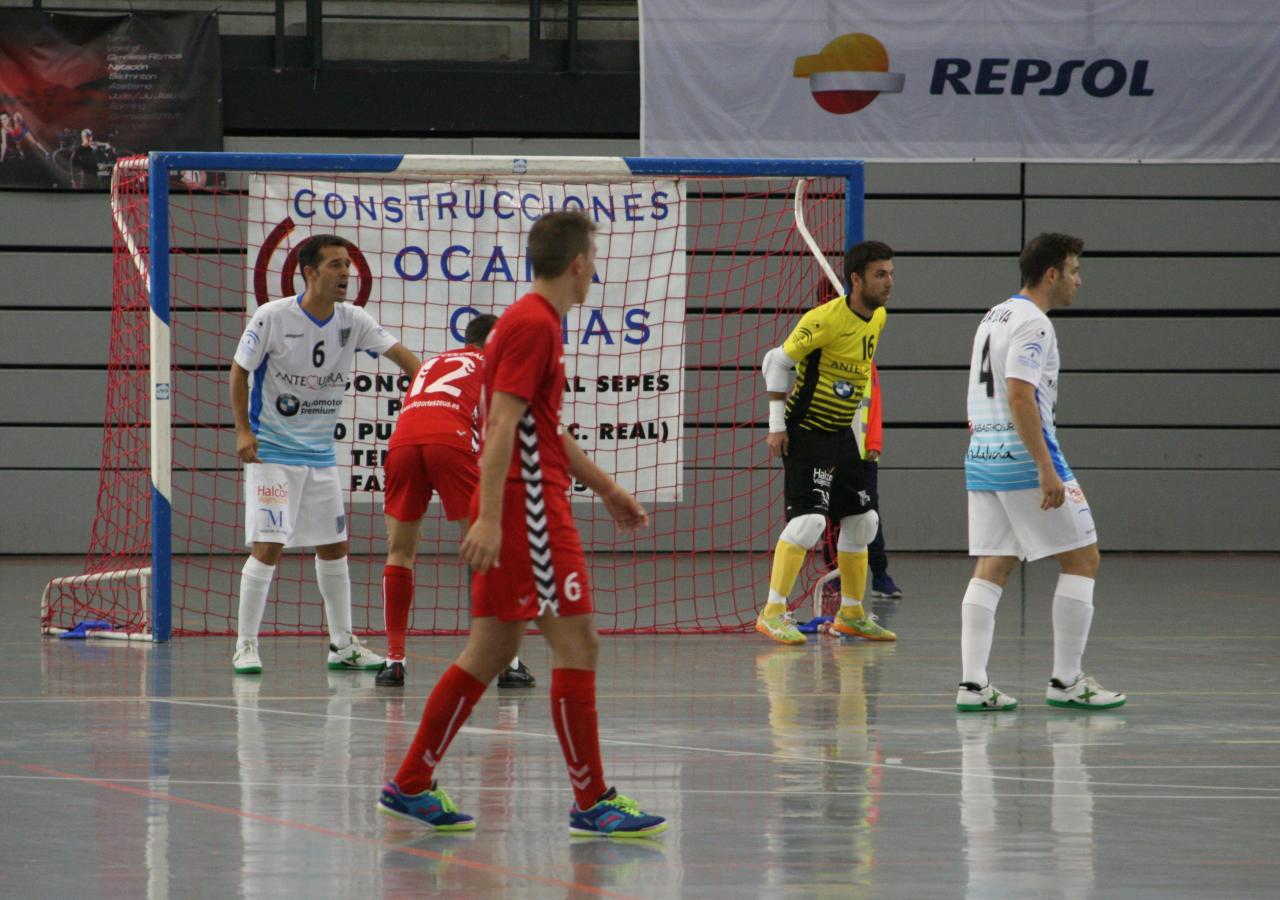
[
  {"x1": 382, "y1": 343, "x2": 422, "y2": 379},
  {"x1": 562, "y1": 435, "x2": 649, "y2": 534},
  {"x1": 1007, "y1": 377, "x2": 1064, "y2": 509},
  {"x1": 460, "y1": 390, "x2": 526, "y2": 572},
  {"x1": 229, "y1": 362, "x2": 261, "y2": 464}
]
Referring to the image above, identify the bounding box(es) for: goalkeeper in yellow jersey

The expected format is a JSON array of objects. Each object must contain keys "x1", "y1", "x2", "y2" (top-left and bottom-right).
[{"x1": 757, "y1": 240, "x2": 898, "y2": 645}]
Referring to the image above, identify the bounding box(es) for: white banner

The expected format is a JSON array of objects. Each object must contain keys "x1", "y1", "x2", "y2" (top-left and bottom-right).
[
  {"x1": 641, "y1": 0, "x2": 1280, "y2": 161},
  {"x1": 246, "y1": 174, "x2": 687, "y2": 503}
]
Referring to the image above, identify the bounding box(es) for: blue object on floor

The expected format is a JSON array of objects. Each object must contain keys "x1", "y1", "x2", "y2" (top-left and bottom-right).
[
  {"x1": 59, "y1": 621, "x2": 113, "y2": 639},
  {"x1": 796, "y1": 615, "x2": 832, "y2": 634}
]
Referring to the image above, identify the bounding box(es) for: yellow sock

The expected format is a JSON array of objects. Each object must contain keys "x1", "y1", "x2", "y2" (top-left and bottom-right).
[
  {"x1": 837, "y1": 549, "x2": 869, "y2": 617},
  {"x1": 764, "y1": 540, "x2": 808, "y2": 615}
]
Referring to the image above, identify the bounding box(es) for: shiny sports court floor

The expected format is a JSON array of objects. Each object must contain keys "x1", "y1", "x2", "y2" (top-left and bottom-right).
[{"x1": 2, "y1": 554, "x2": 1278, "y2": 898}]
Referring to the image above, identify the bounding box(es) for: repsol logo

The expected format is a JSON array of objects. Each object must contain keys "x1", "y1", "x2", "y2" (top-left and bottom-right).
[{"x1": 930, "y1": 58, "x2": 1153, "y2": 97}]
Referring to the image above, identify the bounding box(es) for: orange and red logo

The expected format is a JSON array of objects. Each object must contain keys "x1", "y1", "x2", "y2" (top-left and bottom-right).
[{"x1": 793, "y1": 33, "x2": 905, "y2": 114}]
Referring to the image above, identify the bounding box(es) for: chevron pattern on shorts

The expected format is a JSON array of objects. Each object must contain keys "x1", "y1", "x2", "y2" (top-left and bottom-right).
[{"x1": 519, "y1": 412, "x2": 559, "y2": 617}]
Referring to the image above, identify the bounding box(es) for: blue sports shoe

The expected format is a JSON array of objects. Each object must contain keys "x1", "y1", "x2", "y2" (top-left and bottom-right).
[
  {"x1": 377, "y1": 780, "x2": 476, "y2": 832},
  {"x1": 570, "y1": 787, "x2": 667, "y2": 838},
  {"x1": 871, "y1": 574, "x2": 903, "y2": 598}
]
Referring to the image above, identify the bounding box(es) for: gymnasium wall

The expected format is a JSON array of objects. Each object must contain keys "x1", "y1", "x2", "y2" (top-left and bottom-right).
[{"x1": 2, "y1": 138, "x2": 1277, "y2": 553}]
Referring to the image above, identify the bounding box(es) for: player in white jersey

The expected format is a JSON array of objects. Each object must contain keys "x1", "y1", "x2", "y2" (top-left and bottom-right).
[
  {"x1": 229, "y1": 234, "x2": 422, "y2": 675},
  {"x1": 956, "y1": 233, "x2": 1126, "y2": 713}
]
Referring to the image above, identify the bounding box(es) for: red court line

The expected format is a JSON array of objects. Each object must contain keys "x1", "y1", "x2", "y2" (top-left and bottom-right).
[{"x1": 19, "y1": 761, "x2": 638, "y2": 898}]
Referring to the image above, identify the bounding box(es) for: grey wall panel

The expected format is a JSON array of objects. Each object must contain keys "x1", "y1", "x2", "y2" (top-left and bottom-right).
[
  {"x1": 470, "y1": 138, "x2": 643, "y2": 157},
  {"x1": 688, "y1": 256, "x2": 1280, "y2": 313},
  {"x1": 0, "y1": 427, "x2": 106, "y2": 468},
  {"x1": 1025, "y1": 199, "x2": 1280, "y2": 253},
  {"x1": 0, "y1": 311, "x2": 111, "y2": 365},
  {"x1": 1080, "y1": 470, "x2": 1280, "y2": 552},
  {"x1": 1074, "y1": 258, "x2": 1280, "y2": 311},
  {"x1": 877, "y1": 370, "x2": 1280, "y2": 427},
  {"x1": 0, "y1": 192, "x2": 246, "y2": 249},
  {"x1": 226, "y1": 136, "x2": 475, "y2": 154},
  {"x1": 4, "y1": 465, "x2": 1275, "y2": 554},
  {"x1": 867, "y1": 163, "x2": 1020, "y2": 195},
  {"x1": 1, "y1": 252, "x2": 113, "y2": 308},
  {"x1": 686, "y1": 198, "x2": 1022, "y2": 254},
  {"x1": 1, "y1": 371, "x2": 107, "y2": 423},
  {"x1": 0, "y1": 471, "x2": 98, "y2": 553},
  {"x1": 10, "y1": 368, "x2": 1280, "y2": 432},
  {"x1": 26, "y1": 272, "x2": 1212, "y2": 375},
  {"x1": 864, "y1": 200, "x2": 1022, "y2": 253},
  {"x1": 0, "y1": 193, "x2": 112, "y2": 248},
  {"x1": 36, "y1": 419, "x2": 1272, "y2": 491},
  {"x1": 1026, "y1": 163, "x2": 1280, "y2": 198},
  {"x1": 872, "y1": 314, "x2": 1277, "y2": 370}
]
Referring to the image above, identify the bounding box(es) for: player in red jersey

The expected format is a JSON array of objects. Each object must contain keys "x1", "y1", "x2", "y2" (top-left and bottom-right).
[
  {"x1": 377, "y1": 211, "x2": 666, "y2": 838},
  {"x1": 376, "y1": 313, "x2": 534, "y2": 689}
]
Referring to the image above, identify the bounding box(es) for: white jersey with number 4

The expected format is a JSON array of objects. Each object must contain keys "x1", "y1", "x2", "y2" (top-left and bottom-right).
[
  {"x1": 965, "y1": 294, "x2": 1074, "y2": 491},
  {"x1": 233, "y1": 295, "x2": 396, "y2": 467}
]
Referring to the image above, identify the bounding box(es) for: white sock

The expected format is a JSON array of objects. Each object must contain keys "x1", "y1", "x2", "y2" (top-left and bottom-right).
[
  {"x1": 315, "y1": 555, "x2": 353, "y2": 647},
  {"x1": 510, "y1": 656, "x2": 520, "y2": 669},
  {"x1": 1052, "y1": 574, "x2": 1095, "y2": 684},
  {"x1": 237, "y1": 556, "x2": 276, "y2": 644},
  {"x1": 960, "y1": 578, "x2": 1002, "y2": 686}
]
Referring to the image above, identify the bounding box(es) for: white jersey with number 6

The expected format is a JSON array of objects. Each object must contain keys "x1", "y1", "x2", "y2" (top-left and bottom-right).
[
  {"x1": 965, "y1": 294, "x2": 1073, "y2": 491},
  {"x1": 233, "y1": 294, "x2": 396, "y2": 467}
]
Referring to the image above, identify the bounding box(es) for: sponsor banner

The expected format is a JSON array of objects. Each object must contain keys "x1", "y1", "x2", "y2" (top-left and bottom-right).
[
  {"x1": 0, "y1": 10, "x2": 222, "y2": 190},
  {"x1": 641, "y1": 0, "x2": 1280, "y2": 161},
  {"x1": 247, "y1": 175, "x2": 687, "y2": 503}
]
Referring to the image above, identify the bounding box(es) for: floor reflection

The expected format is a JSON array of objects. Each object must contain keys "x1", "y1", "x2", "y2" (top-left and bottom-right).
[
  {"x1": 756, "y1": 635, "x2": 893, "y2": 895},
  {"x1": 959, "y1": 711, "x2": 1124, "y2": 897}
]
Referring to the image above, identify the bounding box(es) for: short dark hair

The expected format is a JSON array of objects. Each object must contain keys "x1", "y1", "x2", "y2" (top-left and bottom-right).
[
  {"x1": 844, "y1": 240, "x2": 894, "y2": 289},
  {"x1": 1020, "y1": 232, "x2": 1084, "y2": 287},
  {"x1": 528, "y1": 211, "x2": 596, "y2": 279},
  {"x1": 463, "y1": 313, "x2": 498, "y2": 347},
  {"x1": 298, "y1": 234, "x2": 351, "y2": 278}
]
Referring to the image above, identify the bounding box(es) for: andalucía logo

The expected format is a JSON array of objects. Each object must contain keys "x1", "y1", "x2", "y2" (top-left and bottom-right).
[{"x1": 793, "y1": 33, "x2": 905, "y2": 114}]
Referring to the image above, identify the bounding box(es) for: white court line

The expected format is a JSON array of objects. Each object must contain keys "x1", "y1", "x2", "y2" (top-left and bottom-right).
[
  {"x1": 0, "y1": 773, "x2": 1276, "y2": 802},
  {"x1": 116, "y1": 698, "x2": 1280, "y2": 795}
]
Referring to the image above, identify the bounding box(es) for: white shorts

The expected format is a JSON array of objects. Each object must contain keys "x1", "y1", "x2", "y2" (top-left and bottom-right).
[
  {"x1": 244, "y1": 463, "x2": 347, "y2": 548},
  {"x1": 967, "y1": 480, "x2": 1098, "y2": 562}
]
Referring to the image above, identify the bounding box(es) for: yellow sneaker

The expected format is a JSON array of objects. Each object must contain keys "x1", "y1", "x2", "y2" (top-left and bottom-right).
[
  {"x1": 755, "y1": 611, "x2": 806, "y2": 645},
  {"x1": 832, "y1": 609, "x2": 896, "y2": 641}
]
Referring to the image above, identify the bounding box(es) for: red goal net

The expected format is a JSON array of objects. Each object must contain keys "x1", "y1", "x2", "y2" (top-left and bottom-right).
[{"x1": 42, "y1": 155, "x2": 857, "y2": 638}]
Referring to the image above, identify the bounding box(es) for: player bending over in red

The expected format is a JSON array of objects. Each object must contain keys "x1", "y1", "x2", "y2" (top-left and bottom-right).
[{"x1": 377, "y1": 312, "x2": 534, "y2": 689}]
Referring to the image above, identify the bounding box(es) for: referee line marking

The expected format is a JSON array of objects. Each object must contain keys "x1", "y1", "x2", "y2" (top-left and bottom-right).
[
  {"x1": 7, "y1": 760, "x2": 639, "y2": 899},
  {"x1": 125, "y1": 699, "x2": 1280, "y2": 794}
]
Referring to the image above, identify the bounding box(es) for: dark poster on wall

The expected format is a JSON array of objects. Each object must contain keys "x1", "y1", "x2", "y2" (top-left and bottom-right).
[{"x1": 0, "y1": 10, "x2": 222, "y2": 190}]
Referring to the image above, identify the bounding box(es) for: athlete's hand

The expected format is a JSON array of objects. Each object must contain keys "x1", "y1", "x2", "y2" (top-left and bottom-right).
[
  {"x1": 602, "y1": 486, "x2": 649, "y2": 534},
  {"x1": 236, "y1": 429, "x2": 261, "y2": 464},
  {"x1": 460, "y1": 517, "x2": 502, "y2": 573},
  {"x1": 1039, "y1": 468, "x2": 1066, "y2": 510},
  {"x1": 766, "y1": 431, "x2": 789, "y2": 458}
]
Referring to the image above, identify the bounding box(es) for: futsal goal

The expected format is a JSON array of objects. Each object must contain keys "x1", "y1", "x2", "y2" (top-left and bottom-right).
[{"x1": 41, "y1": 153, "x2": 864, "y2": 640}]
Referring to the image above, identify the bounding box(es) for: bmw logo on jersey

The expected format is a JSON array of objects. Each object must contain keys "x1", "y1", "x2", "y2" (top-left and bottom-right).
[
  {"x1": 276, "y1": 393, "x2": 301, "y2": 416},
  {"x1": 833, "y1": 380, "x2": 854, "y2": 398}
]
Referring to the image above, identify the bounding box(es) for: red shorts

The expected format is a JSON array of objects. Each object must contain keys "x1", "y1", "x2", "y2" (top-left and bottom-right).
[
  {"x1": 383, "y1": 443, "x2": 477, "y2": 522},
  {"x1": 471, "y1": 483, "x2": 593, "y2": 622}
]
